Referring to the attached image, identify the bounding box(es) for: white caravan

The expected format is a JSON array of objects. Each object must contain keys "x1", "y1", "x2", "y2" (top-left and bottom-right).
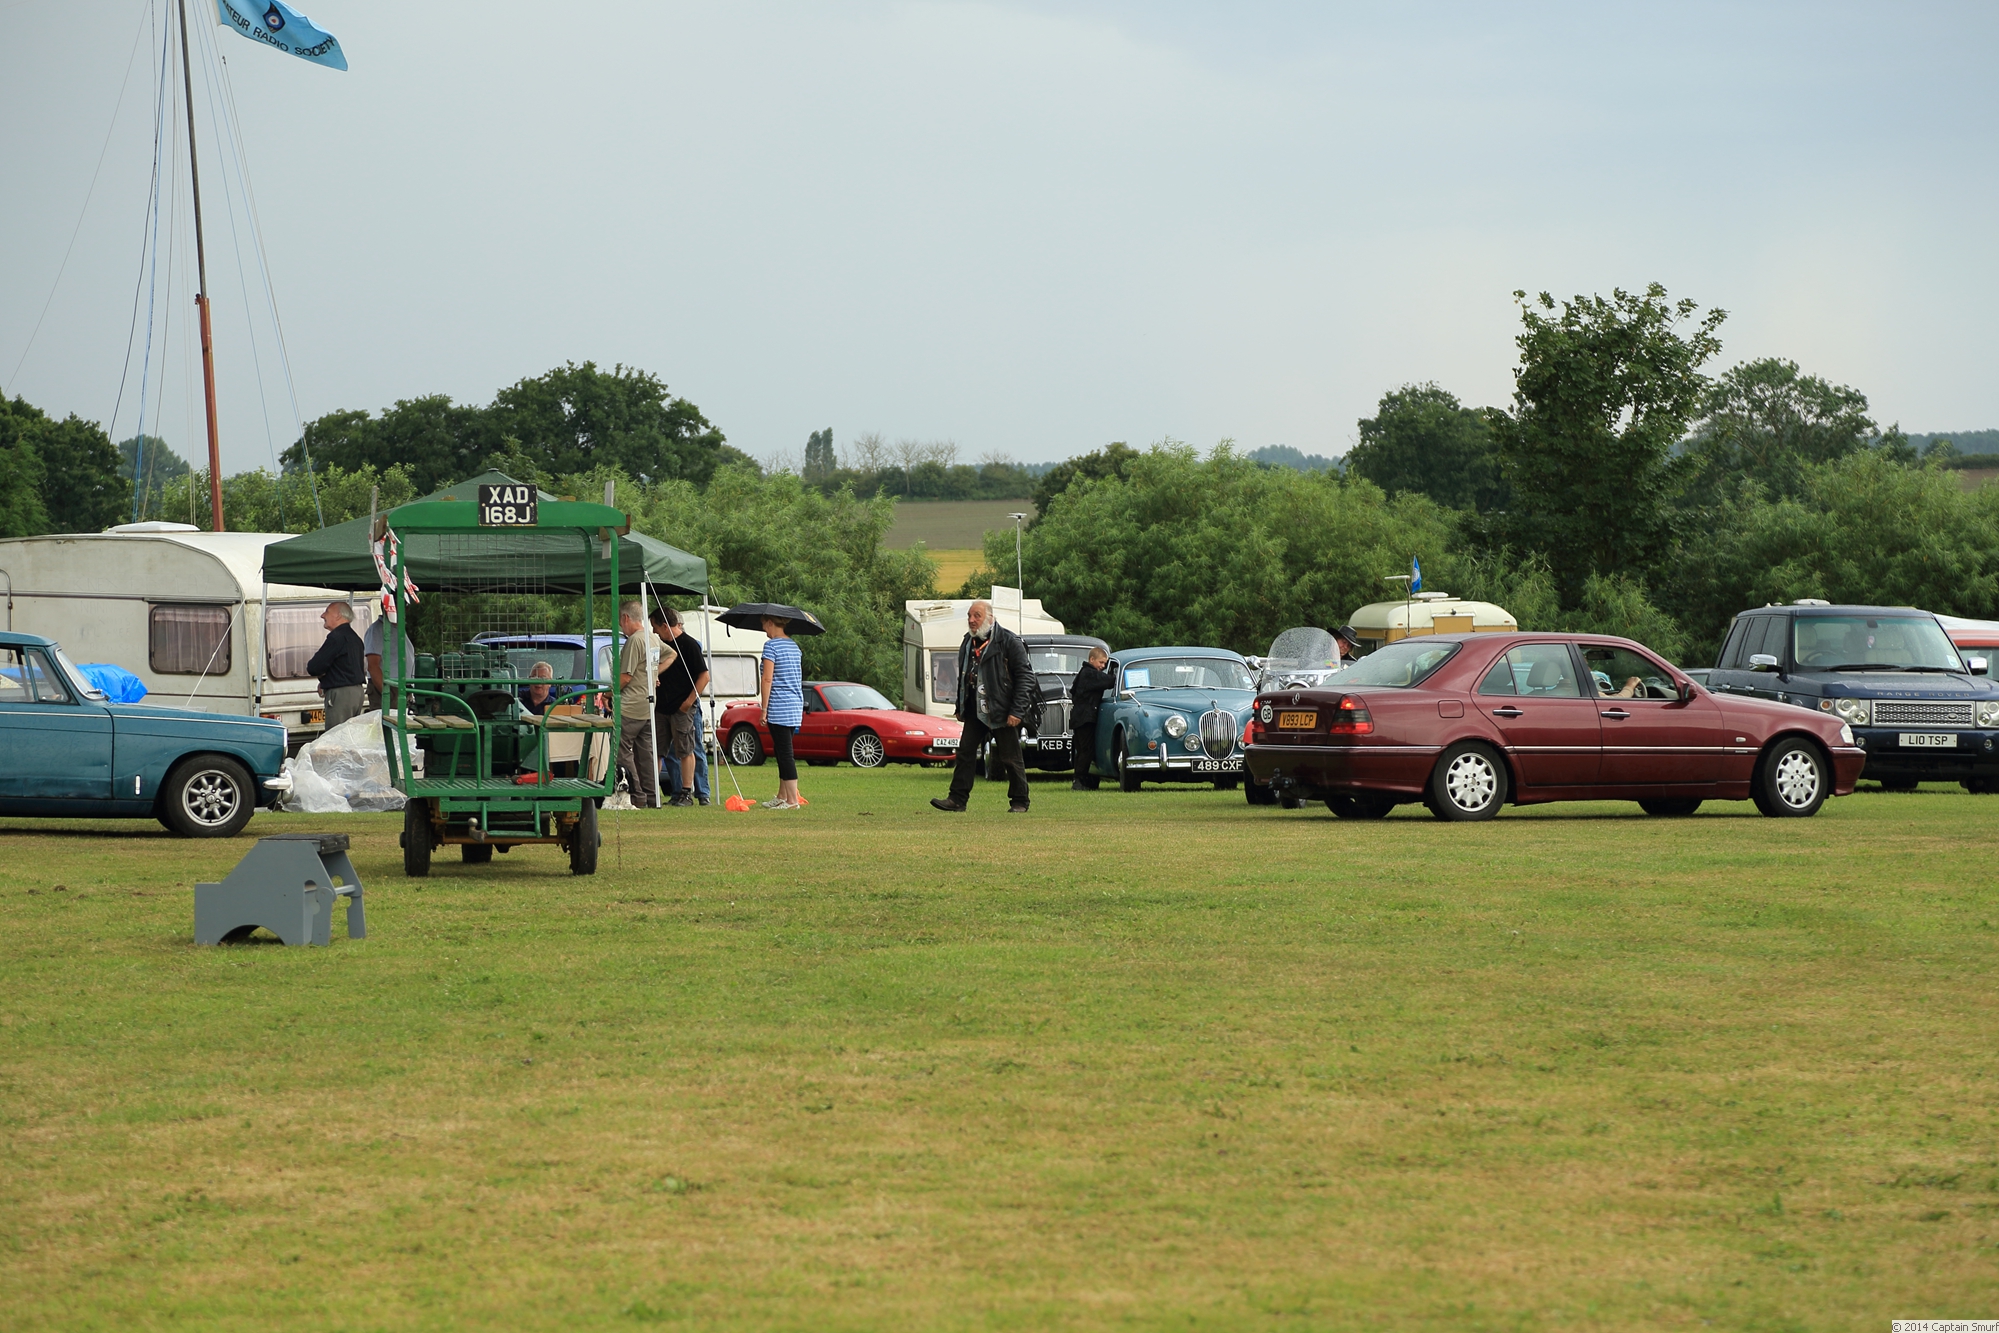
[
  {"x1": 0, "y1": 523, "x2": 364, "y2": 741},
  {"x1": 903, "y1": 585, "x2": 1065, "y2": 720}
]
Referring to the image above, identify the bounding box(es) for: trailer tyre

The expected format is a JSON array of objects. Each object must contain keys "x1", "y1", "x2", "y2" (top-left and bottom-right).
[
  {"x1": 570, "y1": 800, "x2": 600, "y2": 875},
  {"x1": 161, "y1": 755, "x2": 255, "y2": 838},
  {"x1": 402, "y1": 801, "x2": 433, "y2": 877}
]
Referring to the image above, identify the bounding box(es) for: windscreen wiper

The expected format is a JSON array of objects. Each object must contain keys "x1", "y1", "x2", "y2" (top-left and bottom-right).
[{"x1": 1826, "y1": 663, "x2": 1907, "y2": 672}]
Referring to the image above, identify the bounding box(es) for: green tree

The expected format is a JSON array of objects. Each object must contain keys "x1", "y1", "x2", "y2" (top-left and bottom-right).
[
  {"x1": 1661, "y1": 450, "x2": 1999, "y2": 665},
  {"x1": 492, "y1": 362, "x2": 724, "y2": 487},
  {"x1": 0, "y1": 395, "x2": 130, "y2": 534},
  {"x1": 1029, "y1": 441, "x2": 1139, "y2": 521},
  {"x1": 158, "y1": 462, "x2": 417, "y2": 534},
  {"x1": 1678, "y1": 357, "x2": 1876, "y2": 506},
  {"x1": 1491, "y1": 284, "x2": 1726, "y2": 605},
  {"x1": 802, "y1": 428, "x2": 836, "y2": 482},
  {"x1": 984, "y1": 444, "x2": 1461, "y2": 652},
  {"x1": 120, "y1": 434, "x2": 190, "y2": 521},
  {"x1": 1346, "y1": 383, "x2": 1505, "y2": 511},
  {"x1": 282, "y1": 396, "x2": 496, "y2": 496}
]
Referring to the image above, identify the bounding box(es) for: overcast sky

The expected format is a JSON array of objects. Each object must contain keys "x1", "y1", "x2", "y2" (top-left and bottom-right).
[{"x1": 3, "y1": 1, "x2": 1996, "y2": 476}]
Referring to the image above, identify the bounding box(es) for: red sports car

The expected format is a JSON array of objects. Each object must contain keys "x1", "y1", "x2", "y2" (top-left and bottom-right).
[
  {"x1": 720, "y1": 682, "x2": 964, "y2": 769},
  {"x1": 1245, "y1": 633, "x2": 1865, "y2": 820}
]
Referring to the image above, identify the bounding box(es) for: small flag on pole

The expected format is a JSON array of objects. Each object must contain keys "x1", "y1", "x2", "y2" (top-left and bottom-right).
[
  {"x1": 214, "y1": 0, "x2": 348, "y2": 70},
  {"x1": 1411, "y1": 556, "x2": 1422, "y2": 593}
]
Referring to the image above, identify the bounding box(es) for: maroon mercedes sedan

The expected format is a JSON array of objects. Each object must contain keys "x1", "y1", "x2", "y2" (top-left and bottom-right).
[{"x1": 1244, "y1": 633, "x2": 1865, "y2": 820}]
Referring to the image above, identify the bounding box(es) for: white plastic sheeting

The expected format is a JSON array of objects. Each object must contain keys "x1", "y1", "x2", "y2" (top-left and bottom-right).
[{"x1": 283, "y1": 711, "x2": 407, "y2": 813}]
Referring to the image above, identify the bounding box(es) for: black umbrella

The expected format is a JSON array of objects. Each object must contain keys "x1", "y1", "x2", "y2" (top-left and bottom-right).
[{"x1": 717, "y1": 602, "x2": 826, "y2": 636}]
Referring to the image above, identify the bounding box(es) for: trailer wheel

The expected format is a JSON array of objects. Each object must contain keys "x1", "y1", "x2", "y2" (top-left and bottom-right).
[
  {"x1": 570, "y1": 800, "x2": 600, "y2": 875},
  {"x1": 402, "y1": 800, "x2": 433, "y2": 877},
  {"x1": 160, "y1": 755, "x2": 255, "y2": 838}
]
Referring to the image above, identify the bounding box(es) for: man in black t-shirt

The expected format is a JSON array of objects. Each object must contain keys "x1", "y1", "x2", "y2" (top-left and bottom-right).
[{"x1": 652, "y1": 606, "x2": 712, "y2": 806}]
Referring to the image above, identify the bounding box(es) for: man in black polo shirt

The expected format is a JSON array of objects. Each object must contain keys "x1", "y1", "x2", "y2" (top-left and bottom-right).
[
  {"x1": 305, "y1": 600, "x2": 367, "y2": 727},
  {"x1": 652, "y1": 606, "x2": 711, "y2": 807}
]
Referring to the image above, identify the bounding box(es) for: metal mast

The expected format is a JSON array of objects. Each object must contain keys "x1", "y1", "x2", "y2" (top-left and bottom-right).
[{"x1": 176, "y1": 0, "x2": 226, "y2": 530}]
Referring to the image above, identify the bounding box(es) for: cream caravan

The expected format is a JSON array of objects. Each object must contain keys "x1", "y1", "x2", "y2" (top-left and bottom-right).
[
  {"x1": 902, "y1": 585, "x2": 1064, "y2": 720},
  {"x1": 0, "y1": 524, "x2": 362, "y2": 741}
]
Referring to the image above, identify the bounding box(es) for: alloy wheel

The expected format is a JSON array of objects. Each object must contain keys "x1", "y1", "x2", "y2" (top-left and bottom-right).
[
  {"x1": 180, "y1": 767, "x2": 242, "y2": 829},
  {"x1": 1773, "y1": 748, "x2": 1821, "y2": 808},
  {"x1": 1443, "y1": 751, "x2": 1497, "y2": 812}
]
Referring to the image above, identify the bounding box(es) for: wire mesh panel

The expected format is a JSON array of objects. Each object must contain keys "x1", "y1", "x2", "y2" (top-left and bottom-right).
[{"x1": 426, "y1": 533, "x2": 560, "y2": 645}]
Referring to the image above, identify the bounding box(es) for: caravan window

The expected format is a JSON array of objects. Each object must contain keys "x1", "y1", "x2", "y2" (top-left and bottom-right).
[
  {"x1": 931, "y1": 650, "x2": 960, "y2": 705},
  {"x1": 151, "y1": 604, "x2": 232, "y2": 675},
  {"x1": 265, "y1": 604, "x2": 327, "y2": 680},
  {"x1": 709, "y1": 653, "x2": 759, "y2": 697}
]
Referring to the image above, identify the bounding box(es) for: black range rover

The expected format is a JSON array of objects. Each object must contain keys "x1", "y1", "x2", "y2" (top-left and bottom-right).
[{"x1": 1705, "y1": 602, "x2": 1999, "y2": 791}]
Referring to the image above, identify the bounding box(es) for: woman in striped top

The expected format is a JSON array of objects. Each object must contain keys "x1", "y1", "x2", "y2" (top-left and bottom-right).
[{"x1": 759, "y1": 615, "x2": 806, "y2": 809}]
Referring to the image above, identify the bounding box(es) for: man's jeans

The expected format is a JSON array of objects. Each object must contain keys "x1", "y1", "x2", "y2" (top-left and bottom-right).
[
  {"x1": 947, "y1": 717, "x2": 1030, "y2": 807},
  {"x1": 663, "y1": 710, "x2": 710, "y2": 800}
]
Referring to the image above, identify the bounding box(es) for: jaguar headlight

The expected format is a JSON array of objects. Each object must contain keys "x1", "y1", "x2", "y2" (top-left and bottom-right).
[
  {"x1": 1831, "y1": 696, "x2": 1870, "y2": 726},
  {"x1": 1978, "y1": 701, "x2": 1999, "y2": 728},
  {"x1": 1163, "y1": 714, "x2": 1188, "y2": 738}
]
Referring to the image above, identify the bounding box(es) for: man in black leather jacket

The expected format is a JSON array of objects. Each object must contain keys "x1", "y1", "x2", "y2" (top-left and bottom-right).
[
  {"x1": 1068, "y1": 646, "x2": 1113, "y2": 791},
  {"x1": 932, "y1": 598, "x2": 1034, "y2": 813}
]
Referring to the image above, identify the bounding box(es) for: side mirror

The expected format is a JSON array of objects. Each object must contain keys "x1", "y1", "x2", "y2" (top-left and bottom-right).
[
  {"x1": 1749, "y1": 653, "x2": 1779, "y2": 672},
  {"x1": 1244, "y1": 656, "x2": 1263, "y2": 670},
  {"x1": 1970, "y1": 656, "x2": 1989, "y2": 676}
]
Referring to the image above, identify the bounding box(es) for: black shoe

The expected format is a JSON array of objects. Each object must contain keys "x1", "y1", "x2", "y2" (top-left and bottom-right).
[
  {"x1": 1069, "y1": 781, "x2": 1088, "y2": 791},
  {"x1": 667, "y1": 795, "x2": 695, "y2": 808},
  {"x1": 696, "y1": 797, "x2": 711, "y2": 807},
  {"x1": 931, "y1": 798, "x2": 967, "y2": 812},
  {"x1": 1009, "y1": 803, "x2": 1029, "y2": 813}
]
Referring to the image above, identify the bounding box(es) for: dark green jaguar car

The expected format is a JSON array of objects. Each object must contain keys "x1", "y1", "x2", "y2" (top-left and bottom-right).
[{"x1": 1, "y1": 630, "x2": 289, "y2": 836}]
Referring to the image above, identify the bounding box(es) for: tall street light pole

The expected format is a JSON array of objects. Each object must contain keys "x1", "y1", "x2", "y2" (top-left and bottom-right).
[{"x1": 1008, "y1": 512, "x2": 1027, "y2": 632}]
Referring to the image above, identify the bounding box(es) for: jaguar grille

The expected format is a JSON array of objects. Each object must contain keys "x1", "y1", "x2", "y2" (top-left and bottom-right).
[{"x1": 1198, "y1": 709, "x2": 1236, "y2": 759}]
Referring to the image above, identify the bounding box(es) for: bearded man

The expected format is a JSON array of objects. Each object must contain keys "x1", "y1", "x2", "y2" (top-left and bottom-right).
[{"x1": 931, "y1": 598, "x2": 1035, "y2": 814}]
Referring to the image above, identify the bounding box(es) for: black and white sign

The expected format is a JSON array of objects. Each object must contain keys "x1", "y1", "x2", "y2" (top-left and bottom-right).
[{"x1": 477, "y1": 483, "x2": 537, "y2": 527}]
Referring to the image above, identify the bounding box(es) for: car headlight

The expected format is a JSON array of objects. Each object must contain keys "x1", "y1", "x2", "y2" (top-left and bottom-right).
[
  {"x1": 1184, "y1": 736, "x2": 1201, "y2": 752},
  {"x1": 1978, "y1": 701, "x2": 1999, "y2": 728},
  {"x1": 1839, "y1": 723, "x2": 1854, "y2": 745},
  {"x1": 1163, "y1": 714, "x2": 1188, "y2": 737},
  {"x1": 1831, "y1": 696, "x2": 1870, "y2": 726}
]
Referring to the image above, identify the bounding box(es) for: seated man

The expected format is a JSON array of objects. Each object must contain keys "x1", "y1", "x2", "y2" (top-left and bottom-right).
[{"x1": 520, "y1": 661, "x2": 556, "y2": 715}]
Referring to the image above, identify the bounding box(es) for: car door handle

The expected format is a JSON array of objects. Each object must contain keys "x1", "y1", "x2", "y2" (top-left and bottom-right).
[
  {"x1": 1600, "y1": 708, "x2": 1629, "y2": 719},
  {"x1": 1490, "y1": 706, "x2": 1524, "y2": 718}
]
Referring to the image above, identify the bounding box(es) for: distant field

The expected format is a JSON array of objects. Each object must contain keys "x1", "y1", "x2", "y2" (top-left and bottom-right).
[
  {"x1": 884, "y1": 500, "x2": 1028, "y2": 551},
  {"x1": 925, "y1": 550, "x2": 986, "y2": 595},
  {"x1": 1957, "y1": 466, "x2": 1999, "y2": 491},
  {"x1": 2, "y1": 774, "x2": 1996, "y2": 1328}
]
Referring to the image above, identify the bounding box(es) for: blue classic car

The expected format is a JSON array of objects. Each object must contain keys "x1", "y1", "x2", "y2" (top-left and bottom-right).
[
  {"x1": 1094, "y1": 646, "x2": 1259, "y2": 791},
  {"x1": 0, "y1": 630, "x2": 289, "y2": 836}
]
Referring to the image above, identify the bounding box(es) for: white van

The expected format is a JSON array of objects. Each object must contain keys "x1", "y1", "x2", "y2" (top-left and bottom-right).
[{"x1": 0, "y1": 523, "x2": 363, "y2": 741}]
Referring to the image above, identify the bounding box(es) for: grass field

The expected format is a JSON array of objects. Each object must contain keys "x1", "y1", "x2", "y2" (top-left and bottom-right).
[{"x1": 3, "y1": 771, "x2": 1995, "y2": 1330}]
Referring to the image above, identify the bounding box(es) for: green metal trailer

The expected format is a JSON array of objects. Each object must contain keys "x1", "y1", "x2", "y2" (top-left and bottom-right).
[{"x1": 380, "y1": 493, "x2": 630, "y2": 876}]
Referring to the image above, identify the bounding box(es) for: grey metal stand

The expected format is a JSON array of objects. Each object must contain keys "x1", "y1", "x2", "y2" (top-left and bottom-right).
[{"x1": 194, "y1": 833, "x2": 366, "y2": 947}]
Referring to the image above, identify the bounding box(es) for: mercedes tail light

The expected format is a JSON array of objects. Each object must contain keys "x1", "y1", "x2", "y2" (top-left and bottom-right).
[{"x1": 1327, "y1": 694, "x2": 1373, "y2": 735}]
